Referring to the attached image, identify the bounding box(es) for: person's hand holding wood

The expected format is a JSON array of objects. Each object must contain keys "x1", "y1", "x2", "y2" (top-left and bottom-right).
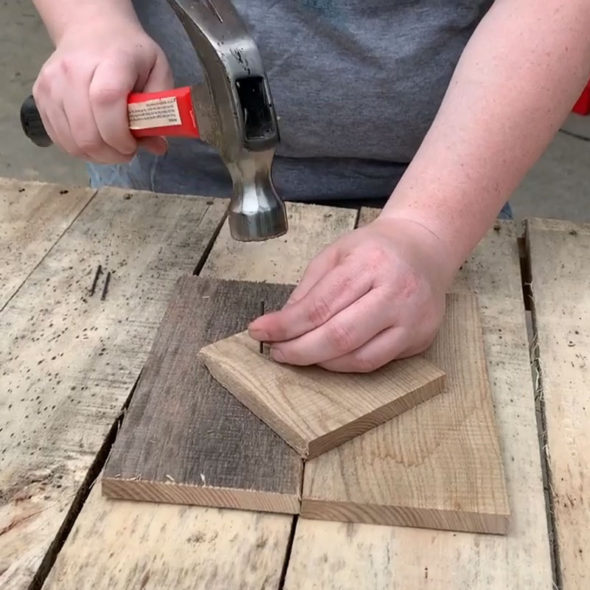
[{"x1": 248, "y1": 217, "x2": 453, "y2": 372}]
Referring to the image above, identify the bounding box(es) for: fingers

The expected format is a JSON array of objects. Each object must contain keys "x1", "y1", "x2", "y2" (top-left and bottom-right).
[
  {"x1": 88, "y1": 60, "x2": 138, "y2": 159},
  {"x1": 270, "y1": 288, "x2": 394, "y2": 366},
  {"x1": 285, "y1": 246, "x2": 339, "y2": 306},
  {"x1": 141, "y1": 51, "x2": 174, "y2": 93},
  {"x1": 249, "y1": 259, "x2": 373, "y2": 343},
  {"x1": 318, "y1": 326, "x2": 409, "y2": 373}
]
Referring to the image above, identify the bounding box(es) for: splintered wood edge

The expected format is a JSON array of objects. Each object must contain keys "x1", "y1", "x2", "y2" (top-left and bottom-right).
[
  {"x1": 306, "y1": 368, "x2": 447, "y2": 459},
  {"x1": 102, "y1": 476, "x2": 301, "y2": 515},
  {"x1": 300, "y1": 499, "x2": 510, "y2": 535},
  {"x1": 199, "y1": 346, "x2": 310, "y2": 457}
]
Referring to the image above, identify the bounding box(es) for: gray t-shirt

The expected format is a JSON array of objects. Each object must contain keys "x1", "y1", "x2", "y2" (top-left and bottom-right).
[{"x1": 88, "y1": 0, "x2": 493, "y2": 204}]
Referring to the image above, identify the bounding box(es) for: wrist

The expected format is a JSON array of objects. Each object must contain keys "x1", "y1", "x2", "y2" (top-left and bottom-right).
[
  {"x1": 367, "y1": 214, "x2": 458, "y2": 291},
  {"x1": 34, "y1": 0, "x2": 140, "y2": 45}
]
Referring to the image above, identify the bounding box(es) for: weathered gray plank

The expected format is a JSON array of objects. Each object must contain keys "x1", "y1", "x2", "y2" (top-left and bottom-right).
[
  {"x1": 103, "y1": 277, "x2": 302, "y2": 514},
  {"x1": 527, "y1": 217, "x2": 590, "y2": 589},
  {"x1": 0, "y1": 178, "x2": 95, "y2": 309}
]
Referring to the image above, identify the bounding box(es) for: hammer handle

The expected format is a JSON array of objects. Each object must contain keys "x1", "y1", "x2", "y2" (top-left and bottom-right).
[{"x1": 20, "y1": 87, "x2": 200, "y2": 148}]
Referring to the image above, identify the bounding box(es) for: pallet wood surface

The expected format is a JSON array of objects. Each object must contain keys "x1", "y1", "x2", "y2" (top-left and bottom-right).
[
  {"x1": 527, "y1": 217, "x2": 590, "y2": 589},
  {"x1": 301, "y1": 292, "x2": 510, "y2": 533},
  {"x1": 43, "y1": 202, "x2": 358, "y2": 589},
  {"x1": 200, "y1": 331, "x2": 446, "y2": 458},
  {"x1": 0, "y1": 178, "x2": 94, "y2": 309},
  {"x1": 284, "y1": 217, "x2": 553, "y2": 589},
  {"x1": 44, "y1": 475, "x2": 292, "y2": 590},
  {"x1": 102, "y1": 277, "x2": 303, "y2": 514},
  {"x1": 0, "y1": 186, "x2": 225, "y2": 589}
]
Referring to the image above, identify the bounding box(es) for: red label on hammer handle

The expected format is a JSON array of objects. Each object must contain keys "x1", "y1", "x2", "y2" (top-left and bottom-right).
[{"x1": 127, "y1": 87, "x2": 200, "y2": 138}]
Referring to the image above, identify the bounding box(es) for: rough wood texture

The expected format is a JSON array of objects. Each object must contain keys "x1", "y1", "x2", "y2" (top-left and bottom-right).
[
  {"x1": 527, "y1": 217, "x2": 590, "y2": 589},
  {"x1": 103, "y1": 277, "x2": 302, "y2": 513},
  {"x1": 0, "y1": 178, "x2": 95, "y2": 308},
  {"x1": 43, "y1": 199, "x2": 357, "y2": 589},
  {"x1": 200, "y1": 331, "x2": 446, "y2": 458},
  {"x1": 201, "y1": 201, "x2": 358, "y2": 281},
  {"x1": 44, "y1": 484, "x2": 292, "y2": 590},
  {"x1": 285, "y1": 219, "x2": 553, "y2": 589},
  {"x1": 301, "y1": 292, "x2": 510, "y2": 533},
  {"x1": 0, "y1": 187, "x2": 225, "y2": 589}
]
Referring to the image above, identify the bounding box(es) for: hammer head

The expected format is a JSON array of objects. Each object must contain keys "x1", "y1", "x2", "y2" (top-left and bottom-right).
[{"x1": 168, "y1": 0, "x2": 288, "y2": 242}]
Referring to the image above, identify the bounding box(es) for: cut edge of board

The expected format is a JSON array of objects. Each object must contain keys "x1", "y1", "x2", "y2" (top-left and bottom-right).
[
  {"x1": 307, "y1": 369, "x2": 446, "y2": 459},
  {"x1": 102, "y1": 476, "x2": 301, "y2": 515},
  {"x1": 300, "y1": 498, "x2": 510, "y2": 535}
]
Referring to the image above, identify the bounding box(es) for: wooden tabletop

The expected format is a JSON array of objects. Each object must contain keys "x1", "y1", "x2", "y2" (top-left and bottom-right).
[{"x1": 0, "y1": 177, "x2": 588, "y2": 590}]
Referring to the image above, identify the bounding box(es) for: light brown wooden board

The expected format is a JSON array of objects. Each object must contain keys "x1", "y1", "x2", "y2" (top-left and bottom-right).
[
  {"x1": 285, "y1": 218, "x2": 553, "y2": 589},
  {"x1": 43, "y1": 485, "x2": 293, "y2": 590},
  {"x1": 200, "y1": 331, "x2": 446, "y2": 458},
  {"x1": 102, "y1": 277, "x2": 302, "y2": 514},
  {"x1": 0, "y1": 178, "x2": 95, "y2": 309},
  {"x1": 301, "y1": 292, "x2": 510, "y2": 533},
  {"x1": 527, "y1": 217, "x2": 590, "y2": 589},
  {"x1": 42, "y1": 201, "x2": 358, "y2": 590},
  {"x1": 0, "y1": 186, "x2": 226, "y2": 590}
]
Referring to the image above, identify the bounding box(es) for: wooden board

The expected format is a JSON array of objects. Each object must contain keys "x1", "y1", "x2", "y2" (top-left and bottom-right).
[
  {"x1": 0, "y1": 186, "x2": 226, "y2": 590},
  {"x1": 200, "y1": 331, "x2": 446, "y2": 458},
  {"x1": 285, "y1": 217, "x2": 554, "y2": 589},
  {"x1": 301, "y1": 292, "x2": 510, "y2": 533},
  {"x1": 526, "y1": 217, "x2": 590, "y2": 589},
  {"x1": 202, "y1": 201, "x2": 357, "y2": 282},
  {"x1": 0, "y1": 178, "x2": 95, "y2": 309},
  {"x1": 43, "y1": 201, "x2": 358, "y2": 590},
  {"x1": 43, "y1": 484, "x2": 293, "y2": 590},
  {"x1": 102, "y1": 277, "x2": 302, "y2": 513}
]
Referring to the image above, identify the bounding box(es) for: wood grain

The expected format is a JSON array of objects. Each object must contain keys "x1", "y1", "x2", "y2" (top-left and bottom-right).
[
  {"x1": 201, "y1": 201, "x2": 358, "y2": 282},
  {"x1": 200, "y1": 331, "x2": 445, "y2": 458},
  {"x1": 102, "y1": 277, "x2": 302, "y2": 513},
  {"x1": 285, "y1": 219, "x2": 553, "y2": 589},
  {"x1": 44, "y1": 484, "x2": 292, "y2": 590},
  {"x1": 0, "y1": 178, "x2": 95, "y2": 309},
  {"x1": 527, "y1": 217, "x2": 590, "y2": 589},
  {"x1": 301, "y1": 292, "x2": 509, "y2": 533},
  {"x1": 0, "y1": 186, "x2": 226, "y2": 589},
  {"x1": 42, "y1": 199, "x2": 357, "y2": 590}
]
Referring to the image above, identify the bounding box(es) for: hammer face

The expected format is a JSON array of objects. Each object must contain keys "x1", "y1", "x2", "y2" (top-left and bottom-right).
[{"x1": 226, "y1": 150, "x2": 288, "y2": 242}]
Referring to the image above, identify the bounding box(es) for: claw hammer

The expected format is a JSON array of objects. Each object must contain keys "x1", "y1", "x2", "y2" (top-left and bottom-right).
[{"x1": 20, "y1": 0, "x2": 288, "y2": 242}]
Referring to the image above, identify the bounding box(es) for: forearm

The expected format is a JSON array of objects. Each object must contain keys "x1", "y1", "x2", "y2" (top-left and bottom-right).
[
  {"x1": 382, "y1": 0, "x2": 590, "y2": 273},
  {"x1": 33, "y1": 0, "x2": 140, "y2": 44}
]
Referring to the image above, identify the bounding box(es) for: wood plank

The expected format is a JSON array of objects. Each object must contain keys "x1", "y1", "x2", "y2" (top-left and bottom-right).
[
  {"x1": 285, "y1": 219, "x2": 554, "y2": 589},
  {"x1": 43, "y1": 484, "x2": 292, "y2": 589},
  {"x1": 43, "y1": 202, "x2": 357, "y2": 589},
  {"x1": 200, "y1": 331, "x2": 446, "y2": 458},
  {"x1": 526, "y1": 217, "x2": 590, "y2": 589},
  {"x1": 301, "y1": 292, "x2": 510, "y2": 533},
  {"x1": 0, "y1": 186, "x2": 226, "y2": 589},
  {"x1": 102, "y1": 277, "x2": 302, "y2": 513},
  {"x1": 201, "y1": 201, "x2": 358, "y2": 281},
  {"x1": 0, "y1": 178, "x2": 95, "y2": 309}
]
